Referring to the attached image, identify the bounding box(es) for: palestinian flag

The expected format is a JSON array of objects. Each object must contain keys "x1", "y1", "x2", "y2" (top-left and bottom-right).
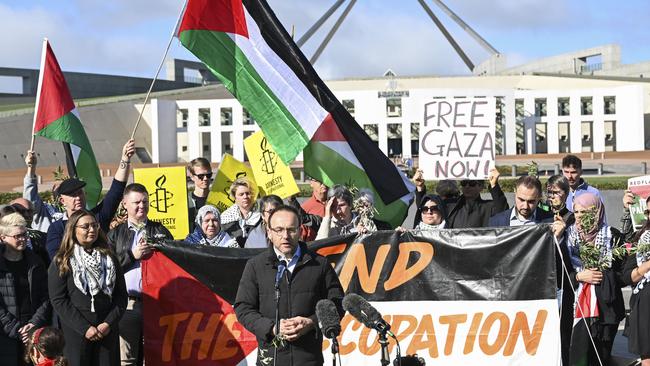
[
  {"x1": 177, "y1": 0, "x2": 414, "y2": 226},
  {"x1": 569, "y1": 283, "x2": 599, "y2": 366},
  {"x1": 32, "y1": 40, "x2": 102, "y2": 207}
]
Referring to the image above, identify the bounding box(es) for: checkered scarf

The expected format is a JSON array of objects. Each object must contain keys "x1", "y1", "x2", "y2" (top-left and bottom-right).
[{"x1": 70, "y1": 245, "x2": 116, "y2": 298}]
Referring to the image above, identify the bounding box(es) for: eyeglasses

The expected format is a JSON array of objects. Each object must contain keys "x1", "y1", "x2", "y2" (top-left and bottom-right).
[
  {"x1": 421, "y1": 206, "x2": 440, "y2": 213},
  {"x1": 270, "y1": 227, "x2": 298, "y2": 236},
  {"x1": 6, "y1": 232, "x2": 28, "y2": 240},
  {"x1": 194, "y1": 173, "x2": 213, "y2": 180},
  {"x1": 76, "y1": 223, "x2": 100, "y2": 231},
  {"x1": 548, "y1": 190, "x2": 564, "y2": 196},
  {"x1": 460, "y1": 180, "x2": 482, "y2": 187}
]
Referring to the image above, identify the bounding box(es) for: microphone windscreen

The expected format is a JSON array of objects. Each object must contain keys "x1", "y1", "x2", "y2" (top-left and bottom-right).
[
  {"x1": 316, "y1": 299, "x2": 341, "y2": 339},
  {"x1": 342, "y1": 293, "x2": 374, "y2": 328}
]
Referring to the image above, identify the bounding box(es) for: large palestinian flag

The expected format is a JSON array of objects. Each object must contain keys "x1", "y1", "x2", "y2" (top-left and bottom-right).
[
  {"x1": 32, "y1": 40, "x2": 102, "y2": 207},
  {"x1": 176, "y1": 0, "x2": 414, "y2": 226}
]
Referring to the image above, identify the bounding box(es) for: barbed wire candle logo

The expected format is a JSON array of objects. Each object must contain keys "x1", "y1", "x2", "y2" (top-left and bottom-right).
[
  {"x1": 260, "y1": 137, "x2": 277, "y2": 175},
  {"x1": 150, "y1": 174, "x2": 174, "y2": 213}
]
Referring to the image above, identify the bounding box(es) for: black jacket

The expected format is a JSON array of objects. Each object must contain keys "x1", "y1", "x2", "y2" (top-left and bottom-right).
[
  {"x1": 234, "y1": 243, "x2": 344, "y2": 366},
  {"x1": 0, "y1": 246, "x2": 51, "y2": 364},
  {"x1": 107, "y1": 220, "x2": 173, "y2": 271},
  {"x1": 444, "y1": 184, "x2": 509, "y2": 228}
]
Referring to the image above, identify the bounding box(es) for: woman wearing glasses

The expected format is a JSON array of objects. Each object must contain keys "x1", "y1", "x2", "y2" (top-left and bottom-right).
[
  {"x1": 410, "y1": 194, "x2": 448, "y2": 230},
  {"x1": 48, "y1": 210, "x2": 127, "y2": 366},
  {"x1": 545, "y1": 175, "x2": 575, "y2": 226},
  {"x1": 0, "y1": 213, "x2": 50, "y2": 366}
]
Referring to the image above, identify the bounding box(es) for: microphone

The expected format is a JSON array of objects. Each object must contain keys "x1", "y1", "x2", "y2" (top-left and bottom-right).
[
  {"x1": 316, "y1": 299, "x2": 341, "y2": 339},
  {"x1": 275, "y1": 260, "x2": 287, "y2": 289},
  {"x1": 342, "y1": 293, "x2": 395, "y2": 338}
]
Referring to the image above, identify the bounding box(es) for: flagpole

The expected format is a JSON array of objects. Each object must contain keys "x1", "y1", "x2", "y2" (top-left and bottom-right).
[
  {"x1": 30, "y1": 38, "x2": 49, "y2": 151},
  {"x1": 130, "y1": 0, "x2": 188, "y2": 140}
]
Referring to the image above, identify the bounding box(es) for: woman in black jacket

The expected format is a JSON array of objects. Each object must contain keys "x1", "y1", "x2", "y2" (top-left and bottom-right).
[
  {"x1": 48, "y1": 210, "x2": 127, "y2": 366},
  {"x1": 0, "y1": 213, "x2": 50, "y2": 366},
  {"x1": 622, "y1": 217, "x2": 650, "y2": 366},
  {"x1": 565, "y1": 192, "x2": 627, "y2": 366}
]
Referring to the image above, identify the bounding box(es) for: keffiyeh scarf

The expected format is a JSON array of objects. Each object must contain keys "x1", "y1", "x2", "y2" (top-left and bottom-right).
[
  {"x1": 566, "y1": 224, "x2": 614, "y2": 271},
  {"x1": 415, "y1": 220, "x2": 446, "y2": 231},
  {"x1": 70, "y1": 245, "x2": 116, "y2": 311},
  {"x1": 220, "y1": 204, "x2": 261, "y2": 238}
]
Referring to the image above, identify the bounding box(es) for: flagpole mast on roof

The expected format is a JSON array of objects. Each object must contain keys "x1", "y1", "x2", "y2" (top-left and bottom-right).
[
  {"x1": 30, "y1": 38, "x2": 49, "y2": 152},
  {"x1": 130, "y1": 0, "x2": 188, "y2": 140}
]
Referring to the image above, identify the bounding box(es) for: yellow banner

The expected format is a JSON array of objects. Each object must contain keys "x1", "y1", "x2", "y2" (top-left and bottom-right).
[
  {"x1": 133, "y1": 166, "x2": 190, "y2": 240},
  {"x1": 207, "y1": 153, "x2": 259, "y2": 213},
  {"x1": 244, "y1": 131, "x2": 300, "y2": 199}
]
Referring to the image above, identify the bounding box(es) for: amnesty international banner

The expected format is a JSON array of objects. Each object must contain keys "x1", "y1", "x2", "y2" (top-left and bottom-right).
[
  {"x1": 142, "y1": 225, "x2": 560, "y2": 365},
  {"x1": 133, "y1": 167, "x2": 189, "y2": 240},
  {"x1": 244, "y1": 131, "x2": 300, "y2": 198},
  {"x1": 206, "y1": 153, "x2": 259, "y2": 213}
]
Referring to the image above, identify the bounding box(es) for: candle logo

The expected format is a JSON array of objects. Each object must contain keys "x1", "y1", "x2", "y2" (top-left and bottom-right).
[
  {"x1": 259, "y1": 137, "x2": 277, "y2": 175},
  {"x1": 150, "y1": 174, "x2": 174, "y2": 213}
]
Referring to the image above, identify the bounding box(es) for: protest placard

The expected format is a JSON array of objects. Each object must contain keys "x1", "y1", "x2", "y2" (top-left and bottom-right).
[
  {"x1": 207, "y1": 153, "x2": 259, "y2": 213},
  {"x1": 627, "y1": 175, "x2": 650, "y2": 229},
  {"x1": 419, "y1": 97, "x2": 496, "y2": 179},
  {"x1": 133, "y1": 166, "x2": 189, "y2": 240},
  {"x1": 244, "y1": 131, "x2": 300, "y2": 199}
]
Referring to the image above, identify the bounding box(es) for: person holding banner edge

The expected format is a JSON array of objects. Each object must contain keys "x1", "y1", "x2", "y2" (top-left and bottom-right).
[
  {"x1": 45, "y1": 139, "x2": 135, "y2": 260},
  {"x1": 107, "y1": 183, "x2": 173, "y2": 366},
  {"x1": 234, "y1": 205, "x2": 344, "y2": 366}
]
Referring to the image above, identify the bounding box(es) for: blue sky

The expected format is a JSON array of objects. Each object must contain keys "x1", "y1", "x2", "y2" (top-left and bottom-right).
[{"x1": 1, "y1": 0, "x2": 649, "y2": 92}]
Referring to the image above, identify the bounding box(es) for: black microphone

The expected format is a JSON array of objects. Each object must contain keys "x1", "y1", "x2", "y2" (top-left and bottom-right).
[
  {"x1": 342, "y1": 293, "x2": 395, "y2": 338},
  {"x1": 316, "y1": 299, "x2": 341, "y2": 339},
  {"x1": 275, "y1": 260, "x2": 287, "y2": 289}
]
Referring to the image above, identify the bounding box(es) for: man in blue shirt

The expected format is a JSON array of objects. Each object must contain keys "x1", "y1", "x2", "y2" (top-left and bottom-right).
[{"x1": 561, "y1": 155, "x2": 605, "y2": 219}]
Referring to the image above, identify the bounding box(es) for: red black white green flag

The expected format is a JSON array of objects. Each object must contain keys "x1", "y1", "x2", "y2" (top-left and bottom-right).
[{"x1": 176, "y1": 0, "x2": 414, "y2": 226}]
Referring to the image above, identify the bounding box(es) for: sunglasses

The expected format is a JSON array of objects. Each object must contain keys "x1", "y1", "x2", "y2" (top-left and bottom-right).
[
  {"x1": 194, "y1": 173, "x2": 213, "y2": 180},
  {"x1": 421, "y1": 206, "x2": 440, "y2": 213},
  {"x1": 460, "y1": 180, "x2": 482, "y2": 187}
]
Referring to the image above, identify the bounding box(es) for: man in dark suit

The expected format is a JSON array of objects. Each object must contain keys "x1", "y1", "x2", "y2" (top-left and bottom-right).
[{"x1": 489, "y1": 175, "x2": 557, "y2": 228}]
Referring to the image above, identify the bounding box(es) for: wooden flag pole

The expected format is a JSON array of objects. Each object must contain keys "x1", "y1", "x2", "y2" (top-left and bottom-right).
[
  {"x1": 130, "y1": 0, "x2": 188, "y2": 140},
  {"x1": 30, "y1": 37, "x2": 49, "y2": 152}
]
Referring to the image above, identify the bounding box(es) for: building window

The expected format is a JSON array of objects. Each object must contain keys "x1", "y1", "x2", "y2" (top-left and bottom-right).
[
  {"x1": 177, "y1": 109, "x2": 188, "y2": 128},
  {"x1": 198, "y1": 108, "x2": 210, "y2": 127},
  {"x1": 387, "y1": 123, "x2": 402, "y2": 157},
  {"x1": 581, "y1": 97, "x2": 592, "y2": 115},
  {"x1": 386, "y1": 98, "x2": 402, "y2": 118},
  {"x1": 242, "y1": 109, "x2": 254, "y2": 125},
  {"x1": 515, "y1": 99, "x2": 524, "y2": 119},
  {"x1": 581, "y1": 121, "x2": 593, "y2": 152},
  {"x1": 182, "y1": 146, "x2": 187, "y2": 152},
  {"x1": 495, "y1": 97, "x2": 505, "y2": 155},
  {"x1": 200, "y1": 132, "x2": 211, "y2": 161},
  {"x1": 364, "y1": 124, "x2": 378, "y2": 142},
  {"x1": 410, "y1": 123, "x2": 419, "y2": 156},
  {"x1": 557, "y1": 98, "x2": 570, "y2": 116},
  {"x1": 605, "y1": 120, "x2": 616, "y2": 151},
  {"x1": 534, "y1": 98, "x2": 547, "y2": 117},
  {"x1": 220, "y1": 107, "x2": 232, "y2": 126},
  {"x1": 342, "y1": 99, "x2": 355, "y2": 116},
  {"x1": 604, "y1": 96, "x2": 616, "y2": 114},
  {"x1": 221, "y1": 131, "x2": 233, "y2": 156}
]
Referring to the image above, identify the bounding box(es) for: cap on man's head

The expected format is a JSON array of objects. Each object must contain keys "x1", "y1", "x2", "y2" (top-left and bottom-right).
[{"x1": 55, "y1": 178, "x2": 86, "y2": 196}]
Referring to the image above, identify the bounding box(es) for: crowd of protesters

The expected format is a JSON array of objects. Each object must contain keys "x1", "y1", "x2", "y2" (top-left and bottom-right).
[{"x1": 0, "y1": 145, "x2": 648, "y2": 366}]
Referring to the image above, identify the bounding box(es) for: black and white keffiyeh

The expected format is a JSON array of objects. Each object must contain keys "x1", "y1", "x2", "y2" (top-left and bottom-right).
[
  {"x1": 70, "y1": 245, "x2": 116, "y2": 300},
  {"x1": 634, "y1": 231, "x2": 650, "y2": 294},
  {"x1": 415, "y1": 220, "x2": 446, "y2": 231},
  {"x1": 220, "y1": 203, "x2": 261, "y2": 238},
  {"x1": 566, "y1": 224, "x2": 613, "y2": 271}
]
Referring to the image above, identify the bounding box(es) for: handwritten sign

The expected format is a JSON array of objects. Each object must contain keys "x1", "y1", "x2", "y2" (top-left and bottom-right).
[
  {"x1": 244, "y1": 131, "x2": 300, "y2": 198},
  {"x1": 133, "y1": 166, "x2": 189, "y2": 239},
  {"x1": 207, "y1": 153, "x2": 259, "y2": 213},
  {"x1": 419, "y1": 97, "x2": 496, "y2": 179}
]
